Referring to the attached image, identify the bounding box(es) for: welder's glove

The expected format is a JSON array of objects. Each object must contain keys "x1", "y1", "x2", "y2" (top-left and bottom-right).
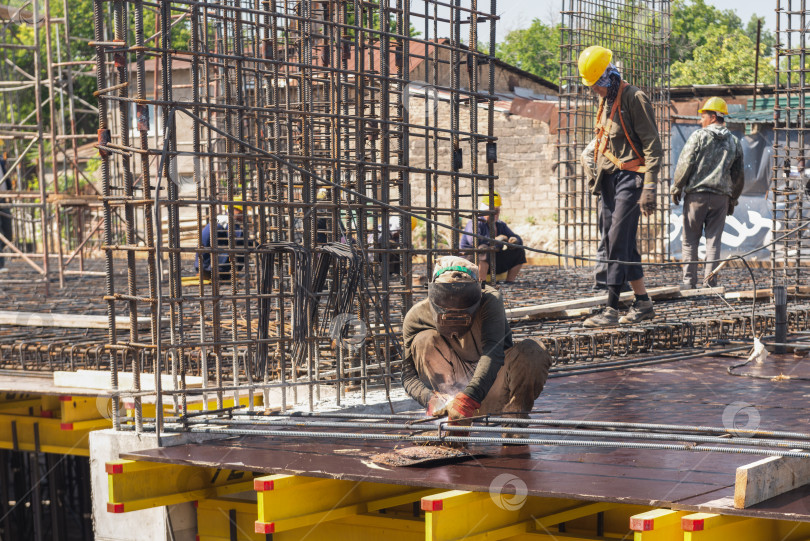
[
  {"x1": 671, "y1": 187, "x2": 682, "y2": 206},
  {"x1": 495, "y1": 234, "x2": 509, "y2": 251},
  {"x1": 446, "y1": 392, "x2": 481, "y2": 425},
  {"x1": 426, "y1": 393, "x2": 451, "y2": 417},
  {"x1": 727, "y1": 199, "x2": 737, "y2": 216},
  {"x1": 639, "y1": 186, "x2": 657, "y2": 216}
]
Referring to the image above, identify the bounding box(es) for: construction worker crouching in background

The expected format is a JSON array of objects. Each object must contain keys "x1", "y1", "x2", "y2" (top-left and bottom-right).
[
  {"x1": 401, "y1": 256, "x2": 551, "y2": 428},
  {"x1": 671, "y1": 97, "x2": 744, "y2": 289},
  {"x1": 195, "y1": 195, "x2": 246, "y2": 281},
  {"x1": 577, "y1": 45, "x2": 663, "y2": 327},
  {"x1": 460, "y1": 191, "x2": 526, "y2": 283}
]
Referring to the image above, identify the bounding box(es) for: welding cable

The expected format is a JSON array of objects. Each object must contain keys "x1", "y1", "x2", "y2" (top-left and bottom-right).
[
  {"x1": 727, "y1": 354, "x2": 810, "y2": 381},
  {"x1": 546, "y1": 344, "x2": 755, "y2": 377}
]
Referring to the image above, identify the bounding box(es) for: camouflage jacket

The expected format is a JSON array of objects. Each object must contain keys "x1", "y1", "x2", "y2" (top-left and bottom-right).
[{"x1": 672, "y1": 124, "x2": 744, "y2": 200}]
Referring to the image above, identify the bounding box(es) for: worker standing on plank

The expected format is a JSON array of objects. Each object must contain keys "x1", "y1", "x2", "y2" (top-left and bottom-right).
[
  {"x1": 460, "y1": 191, "x2": 527, "y2": 283},
  {"x1": 401, "y1": 256, "x2": 551, "y2": 427},
  {"x1": 577, "y1": 45, "x2": 663, "y2": 327},
  {"x1": 671, "y1": 97, "x2": 744, "y2": 289}
]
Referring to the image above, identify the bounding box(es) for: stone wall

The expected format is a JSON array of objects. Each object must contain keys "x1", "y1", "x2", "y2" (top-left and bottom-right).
[{"x1": 408, "y1": 96, "x2": 557, "y2": 228}]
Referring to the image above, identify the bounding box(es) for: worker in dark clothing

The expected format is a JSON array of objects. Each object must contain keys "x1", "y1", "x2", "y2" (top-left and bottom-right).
[
  {"x1": 671, "y1": 97, "x2": 744, "y2": 288},
  {"x1": 460, "y1": 191, "x2": 526, "y2": 282},
  {"x1": 0, "y1": 153, "x2": 11, "y2": 273},
  {"x1": 582, "y1": 140, "x2": 630, "y2": 293},
  {"x1": 577, "y1": 45, "x2": 663, "y2": 327},
  {"x1": 401, "y1": 256, "x2": 551, "y2": 427},
  {"x1": 195, "y1": 196, "x2": 245, "y2": 280},
  {"x1": 373, "y1": 215, "x2": 417, "y2": 275}
]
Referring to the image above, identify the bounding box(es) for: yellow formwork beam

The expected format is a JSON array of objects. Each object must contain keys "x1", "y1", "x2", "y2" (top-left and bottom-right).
[
  {"x1": 0, "y1": 397, "x2": 42, "y2": 414},
  {"x1": 106, "y1": 459, "x2": 255, "y2": 513},
  {"x1": 630, "y1": 509, "x2": 686, "y2": 541},
  {"x1": 127, "y1": 395, "x2": 264, "y2": 420},
  {"x1": 201, "y1": 496, "x2": 425, "y2": 541},
  {"x1": 253, "y1": 473, "x2": 439, "y2": 535},
  {"x1": 421, "y1": 490, "x2": 617, "y2": 541},
  {"x1": 682, "y1": 513, "x2": 776, "y2": 540},
  {"x1": 0, "y1": 411, "x2": 103, "y2": 456},
  {"x1": 59, "y1": 395, "x2": 110, "y2": 423},
  {"x1": 275, "y1": 515, "x2": 425, "y2": 541}
]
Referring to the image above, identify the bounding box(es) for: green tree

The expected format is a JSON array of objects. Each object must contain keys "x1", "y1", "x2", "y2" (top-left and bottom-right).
[
  {"x1": 670, "y1": 0, "x2": 741, "y2": 63},
  {"x1": 495, "y1": 19, "x2": 560, "y2": 83},
  {"x1": 670, "y1": 28, "x2": 775, "y2": 85},
  {"x1": 745, "y1": 15, "x2": 775, "y2": 57}
]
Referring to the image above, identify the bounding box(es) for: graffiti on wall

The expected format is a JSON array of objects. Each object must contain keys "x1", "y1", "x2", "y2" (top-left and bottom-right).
[{"x1": 668, "y1": 195, "x2": 774, "y2": 260}]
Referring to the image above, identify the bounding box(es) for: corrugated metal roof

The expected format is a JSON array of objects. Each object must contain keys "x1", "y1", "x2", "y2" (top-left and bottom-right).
[
  {"x1": 746, "y1": 95, "x2": 810, "y2": 109},
  {"x1": 726, "y1": 109, "x2": 774, "y2": 124}
]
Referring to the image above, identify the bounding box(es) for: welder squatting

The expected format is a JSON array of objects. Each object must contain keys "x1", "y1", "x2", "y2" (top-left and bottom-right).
[{"x1": 400, "y1": 256, "x2": 552, "y2": 430}]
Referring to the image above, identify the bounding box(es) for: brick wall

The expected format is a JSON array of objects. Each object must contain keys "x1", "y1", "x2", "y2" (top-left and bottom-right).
[{"x1": 407, "y1": 96, "x2": 557, "y2": 228}]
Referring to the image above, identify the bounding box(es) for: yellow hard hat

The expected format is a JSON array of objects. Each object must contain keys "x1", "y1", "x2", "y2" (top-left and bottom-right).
[
  {"x1": 316, "y1": 188, "x2": 328, "y2": 201},
  {"x1": 578, "y1": 46, "x2": 613, "y2": 87},
  {"x1": 698, "y1": 97, "x2": 729, "y2": 116},
  {"x1": 411, "y1": 216, "x2": 418, "y2": 231},
  {"x1": 479, "y1": 191, "x2": 501, "y2": 210},
  {"x1": 233, "y1": 194, "x2": 243, "y2": 213}
]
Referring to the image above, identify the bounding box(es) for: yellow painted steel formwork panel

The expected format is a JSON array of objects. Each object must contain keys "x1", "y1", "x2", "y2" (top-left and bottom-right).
[
  {"x1": 127, "y1": 395, "x2": 263, "y2": 420},
  {"x1": 106, "y1": 459, "x2": 255, "y2": 513},
  {"x1": 422, "y1": 490, "x2": 621, "y2": 541},
  {"x1": 253, "y1": 473, "x2": 439, "y2": 535},
  {"x1": 682, "y1": 512, "x2": 810, "y2": 541},
  {"x1": 0, "y1": 412, "x2": 102, "y2": 456},
  {"x1": 60, "y1": 395, "x2": 109, "y2": 423}
]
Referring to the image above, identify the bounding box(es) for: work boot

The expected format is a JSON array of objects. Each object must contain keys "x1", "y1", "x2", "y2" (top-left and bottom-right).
[
  {"x1": 619, "y1": 299, "x2": 655, "y2": 325},
  {"x1": 583, "y1": 306, "x2": 619, "y2": 328}
]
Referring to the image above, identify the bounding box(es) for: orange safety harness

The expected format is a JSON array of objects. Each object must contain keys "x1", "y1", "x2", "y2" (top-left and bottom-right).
[{"x1": 594, "y1": 82, "x2": 647, "y2": 174}]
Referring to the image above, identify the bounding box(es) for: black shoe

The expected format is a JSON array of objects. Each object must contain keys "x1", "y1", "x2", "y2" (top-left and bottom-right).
[{"x1": 592, "y1": 283, "x2": 608, "y2": 291}]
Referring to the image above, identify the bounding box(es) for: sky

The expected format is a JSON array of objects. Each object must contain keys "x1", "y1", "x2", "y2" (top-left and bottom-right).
[{"x1": 474, "y1": 0, "x2": 777, "y2": 42}]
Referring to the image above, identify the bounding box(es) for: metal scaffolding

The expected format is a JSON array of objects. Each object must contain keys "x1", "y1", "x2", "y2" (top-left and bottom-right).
[
  {"x1": 92, "y1": 0, "x2": 499, "y2": 430},
  {"x1": 0, "y1": 1, "x2": 109, "y2": 291},
  {"x1": 557, "y1": 0, "x2": 671, "y2": 266}
]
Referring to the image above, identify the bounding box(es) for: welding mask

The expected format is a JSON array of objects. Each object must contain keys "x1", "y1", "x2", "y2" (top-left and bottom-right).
[{"x1": 428, "y1": 280, "x2": 482, "y2": 338}]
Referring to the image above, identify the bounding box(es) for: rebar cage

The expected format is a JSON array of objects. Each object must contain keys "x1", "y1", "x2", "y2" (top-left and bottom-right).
[
  {"x1": 93, "y1": 0, "x2": 499, "y2": 431},
  {"x1": 772, "y1": 0, "x2": 810, "y2": 292},
  {"x1": 557, "y1": 0, "x2": 671, "y2": 266}
]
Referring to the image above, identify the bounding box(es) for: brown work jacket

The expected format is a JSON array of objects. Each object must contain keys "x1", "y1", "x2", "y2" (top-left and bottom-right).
[{"x1": 591, "y1": 83, "x2": 663, "y2": 195}]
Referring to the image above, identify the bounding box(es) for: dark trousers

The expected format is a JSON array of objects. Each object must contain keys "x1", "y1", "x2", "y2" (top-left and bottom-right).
[
  {"x1": 595, "y1": 198, "x2": 608, "y2": 285},
  {"x1": 600, "y1": 170, "x2": 644, "y2": 286},
  {"x1": 493, "y1": 245, "x2": 527, "y2": 275},
  {"x1": 0, "y1": 202, "x2": 11, "y2": 269}
]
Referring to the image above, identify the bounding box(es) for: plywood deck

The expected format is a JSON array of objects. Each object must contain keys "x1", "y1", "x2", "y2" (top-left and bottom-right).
[{"x1": 123, "y1": 354, "x2": 810, "y2": 521}]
